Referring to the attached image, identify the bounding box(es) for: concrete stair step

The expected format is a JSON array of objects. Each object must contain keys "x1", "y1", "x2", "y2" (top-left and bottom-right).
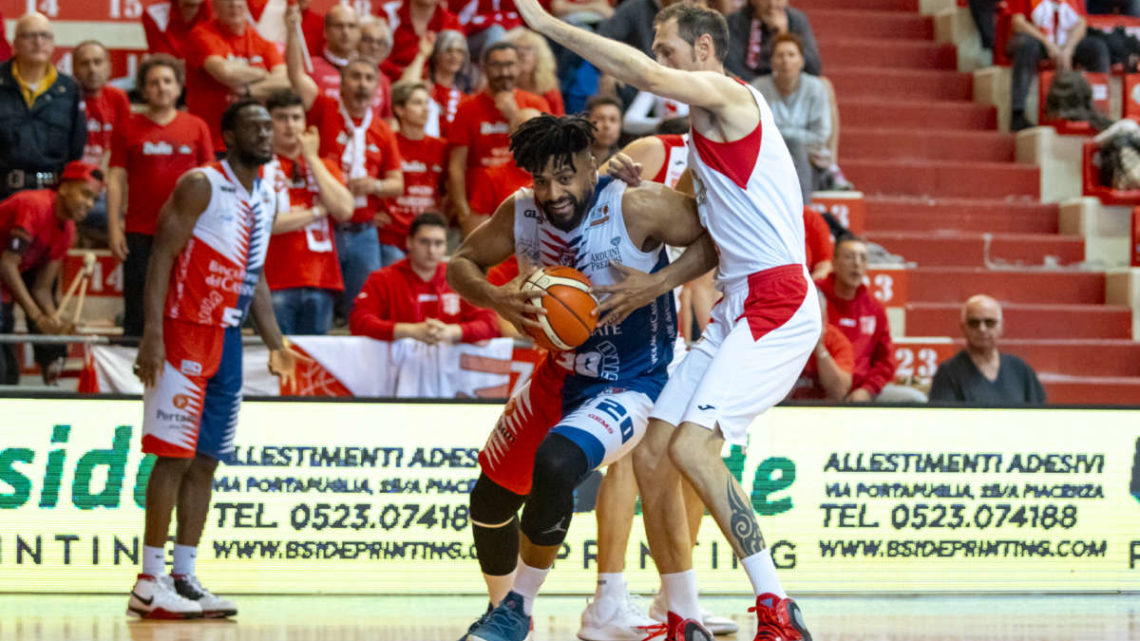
[
  {"x1": 868, "y1": 231, "x2": 1084, "y2": 267},
  {"x1": 839, "y1": 99, "x2": 997, "y2": 130},
  {"x1": 863, "y1": 197, "x2": 1059, "y2": 234},
  {"x1": 902, "y1": 267, "x2": 1105, "y2": 305},
  {"x1": 906, "y1": 302, "x2": 1132, "y2": 339},
  {"x1": 844, "y1": 160, "x2": 1040, "y2": 199},
  {"x1": 843, "y1": 127, "x2": 1016, "y2": 162}
]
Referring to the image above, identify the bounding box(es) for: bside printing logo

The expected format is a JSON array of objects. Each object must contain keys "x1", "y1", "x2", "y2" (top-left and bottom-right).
[{"x1": 0, "y1": 424, "x2": 150, "y2": 510}]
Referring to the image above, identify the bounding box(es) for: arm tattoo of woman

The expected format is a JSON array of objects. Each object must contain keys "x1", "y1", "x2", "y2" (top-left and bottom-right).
[{"x1": 727, "y1": 478, "x2": 765, "y2": 556}]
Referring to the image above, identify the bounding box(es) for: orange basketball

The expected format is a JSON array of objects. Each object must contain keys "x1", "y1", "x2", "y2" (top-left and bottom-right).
[{"x1": 521, "y1": 266, "x2": 598, "y2": 351}]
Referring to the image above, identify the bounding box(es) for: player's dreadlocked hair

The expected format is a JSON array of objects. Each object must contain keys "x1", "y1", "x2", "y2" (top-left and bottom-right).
[{"x1": 509, "y1": 114, "x2": 596, "y2": 175}]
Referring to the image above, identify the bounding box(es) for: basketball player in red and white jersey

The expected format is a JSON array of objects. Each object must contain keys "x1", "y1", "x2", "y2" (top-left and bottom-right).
[
  {"x1": 127, "y1": 100, "x2": 304, "y2": 620},
  {"x1": 516, "y1": 2, "x2": 820, "y2": 640}
]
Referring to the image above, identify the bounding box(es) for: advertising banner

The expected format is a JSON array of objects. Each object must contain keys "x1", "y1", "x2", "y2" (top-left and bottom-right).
[{"x1": 1, "y1": 399, "x2": 1139, "y2": 594}]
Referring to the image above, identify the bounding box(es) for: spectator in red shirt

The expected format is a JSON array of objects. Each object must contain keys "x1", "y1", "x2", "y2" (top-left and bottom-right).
[
  {"x1": 73, "y1": 41, "x2": 130, "y2": 245},
  {"x1": 816, "y1": 235, "x2": 925, "y2": 403},
  {"x1": 185, "y1": 0, "x2": 289, "y2": 150},
  {"x1": 504, "y1": 28, "x2": 565, "y2": 115},
  {"x1": 789, "y1": 291, "x2": 853, "y2": 400},
  {"x1": 350, "y1": 212, "x2": 499, "y2": 343},
  {"x1": 448, "y1": 42, "x2": 549, "y2": 232},
  {"x1": 386, "y1": 81, "x2": 449, "y2": 266},
  {"x1": 107, "y1": 55, "x2": 214, "y2": 337},
  {"x1": 0, "y1": 161, "x2": 102, "y2": 383},
  {"x1": 287, "y1": 26, "x2": 405, "y2": 320},
  {"x1": 399, "y1": 29, "x2": 472, "y2": 138},
  {"x1": 457, "y1": 0, "x2": 523, "y2": 61},
  {"x1": 1008, "y1": 0, "x2": 1109, "y2": 131},
  {"x1": 381, "y1": 0, "x2": 463, "y2": 82},
  {"x1": 263, "y1": 90, "x2": 355, "y2": 335},
  {"x1": 803, "y1": 206, "x2": 832, "y2": 280},
  {"x1": 142, "y1": 0, "x2": 214, "y2": 59},
  {"x1": 303, "y1": 4, "x2": 362, "y2": 101},
  {"x1": 0, "y1": 9, "x2": 11, "y2": 62},
  {"x1": 289, "y1": 7, "x2": 394, "y2": 123}
]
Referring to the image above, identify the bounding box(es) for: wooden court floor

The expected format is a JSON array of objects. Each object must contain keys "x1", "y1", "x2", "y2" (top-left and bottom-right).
[{"x1": 0, "y1": 594, "x2": 1137, "y2": 641}]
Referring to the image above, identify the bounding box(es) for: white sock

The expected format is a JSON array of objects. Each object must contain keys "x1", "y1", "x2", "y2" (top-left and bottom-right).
[
  {"x1": 512, "y1": 560, "x2": 550, "y2": 616},
  {"x1": 661, "y1": 569, "x2": 700, "y2": 620},
  {"x1": 741, "y1": 550, "x2": 787, "y2": 598},
  {"x1": 141, "y1": 545, "x2": 165, "y2": 578},
  {"x1": 172, "y1": 544, "x2": 197, "y2": 577},
  {"x1": 595, "y1": 572, "x2": 627, "y2": 601},
  {"x1": 483, "y1": 571, "x2": 515, "y2": 606}
]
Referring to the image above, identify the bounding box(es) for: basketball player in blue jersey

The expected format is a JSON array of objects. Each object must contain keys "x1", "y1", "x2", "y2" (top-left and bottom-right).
[{"x1": 446, "y1": 115, "x2": 718, "y2": 641}]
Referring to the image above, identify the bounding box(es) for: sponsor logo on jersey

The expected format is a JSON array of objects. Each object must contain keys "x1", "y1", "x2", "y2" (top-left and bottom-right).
[
  {"x1": 180, "y1": 360, "x2": 203, "y2": 376},
  {"x1": 443, "y1": 293, "x2": 461, "y2": 316},
  {"x1": 178, "y1": 145, "x2": 193, "y2": 155},
  {"x1": 171, "y1": 394, "x2": 192, "y2": 410},
  {"x1": 589, "y1": 247, "x2": 621, "y2": 271},
  {"x1": 860, "y1": 315, "x2": 877, "y2": 335},
  {"x1": 402, "y1": 160, "x2": 427, "y2": 173},
  {"x1": 142, "y1": 141, "x2": 174, "y2": 156},
  {"x1": 479, "y1": 121, "x2": 510, "y2": 135}
]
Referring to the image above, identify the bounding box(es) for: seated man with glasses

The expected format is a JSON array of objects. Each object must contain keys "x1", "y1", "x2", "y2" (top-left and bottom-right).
[{"x1": 929, "y1": 294, "x2": 1046, "y2": 404}]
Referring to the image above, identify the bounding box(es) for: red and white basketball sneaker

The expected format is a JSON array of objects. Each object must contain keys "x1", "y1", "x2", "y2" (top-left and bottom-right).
[
  {"x1": 749, "y1": 593, "x2": 811, "y2": 641},
  {"x1": 126, "y1": 574, "x2": 203, "y2": 620},
  {"x1": 638, "y1": 611, "x2": 713, "y2": 641}
]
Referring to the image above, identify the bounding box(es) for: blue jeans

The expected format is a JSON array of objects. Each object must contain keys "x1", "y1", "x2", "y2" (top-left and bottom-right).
[
  {"x1": 335, "y1": 225, "x2": 381, "y2": 318},
  {"x1": 378, "y1": 243, "x2": 405, "y2": 267},
  {"x1": 272, "y1": 287, "x2": 335, "y2": 335}
]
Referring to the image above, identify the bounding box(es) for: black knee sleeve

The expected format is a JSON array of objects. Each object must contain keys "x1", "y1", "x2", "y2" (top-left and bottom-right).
[
  {"x1": 520, "y1": 433, "x2": 591, "y2": 547},
  {"x1": 470, "y1": 473, "x2": 526, "y2": 576}
]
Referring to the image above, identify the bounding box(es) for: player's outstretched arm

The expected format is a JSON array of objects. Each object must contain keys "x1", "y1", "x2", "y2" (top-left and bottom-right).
[
  {"x1": 514, "y1": 0, "x2": 737, "y2": 111},
  {"x1": 447, "y1": 195, "x2": 545, "y2": 333},
  {"x1": 134, "y1": 172, "x2": 211, "y2": 387}
]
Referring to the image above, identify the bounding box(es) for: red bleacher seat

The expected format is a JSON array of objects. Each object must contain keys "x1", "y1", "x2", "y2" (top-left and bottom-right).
[{"x1": 1082, "y1": 141, "x2": 1140, "y2": 204}]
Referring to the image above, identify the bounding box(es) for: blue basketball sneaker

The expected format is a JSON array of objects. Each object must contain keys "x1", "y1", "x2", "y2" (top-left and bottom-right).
[{"x1": 466, "y1": 591, "x2": 531, "y2": 641}]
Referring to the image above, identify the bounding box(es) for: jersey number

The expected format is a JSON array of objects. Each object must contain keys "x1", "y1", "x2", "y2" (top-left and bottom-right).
[{"x1": 596, "y1": 399, "x2": 634, "y2": 444}]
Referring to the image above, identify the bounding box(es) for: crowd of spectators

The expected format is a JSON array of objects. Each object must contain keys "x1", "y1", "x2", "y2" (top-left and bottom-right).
[{"x1": 0, "y1": 0, "x2": 1047, "y2": 404}]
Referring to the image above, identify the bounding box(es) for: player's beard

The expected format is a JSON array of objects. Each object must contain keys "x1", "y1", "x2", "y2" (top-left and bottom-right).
[
  {"x1": 541, "y1": 194, "x2": 587, "y2": 231},
  {"x1": 238, "y1": 146, "x2": 275, "y2": 167}
]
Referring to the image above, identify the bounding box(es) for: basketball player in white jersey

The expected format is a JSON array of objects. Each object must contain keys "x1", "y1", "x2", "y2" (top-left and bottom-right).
[
  {"x1": 515, "y1": 2, "x2": 821, "y2": 640},
  {"x1": 447, "y1": 115, "x2": 717, "y2": 641}
]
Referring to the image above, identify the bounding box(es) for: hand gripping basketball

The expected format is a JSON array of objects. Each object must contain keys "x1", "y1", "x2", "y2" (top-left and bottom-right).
[{"x1": 520, "y1": 266, "x2": 598, "y2": 351}]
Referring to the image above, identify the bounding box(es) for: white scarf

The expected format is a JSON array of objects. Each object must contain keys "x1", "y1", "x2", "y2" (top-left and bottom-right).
[{"x1": 339, "y1": 99, "x2": 372, "y2": 209}]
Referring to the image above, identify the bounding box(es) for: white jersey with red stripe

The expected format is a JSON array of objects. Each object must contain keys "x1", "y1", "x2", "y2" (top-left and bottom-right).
[
  {"x1": 164, "y1": 160, "x2": 284, "y2": 328},
  {"x1": 686, "y1": 81, "x2": 805, "y2": 289}
]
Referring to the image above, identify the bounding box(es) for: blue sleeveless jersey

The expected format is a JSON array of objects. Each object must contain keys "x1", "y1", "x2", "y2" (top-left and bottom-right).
[{"x1": 513, "y1": 176, "x2": 677, "y2": 411}]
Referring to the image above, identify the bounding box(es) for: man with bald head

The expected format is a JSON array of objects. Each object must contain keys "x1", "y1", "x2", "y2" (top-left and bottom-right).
[
  {"x1": 0, "y1": 12, "x2": 86, "y2": 199},
  {"x1": 929, "y1": 295, "x2": 1046, "y2": 403}
]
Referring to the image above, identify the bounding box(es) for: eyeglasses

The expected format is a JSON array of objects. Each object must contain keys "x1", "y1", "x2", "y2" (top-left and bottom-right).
[{"x1": 965, "y1": 318, "x2": 999, "y2": 329}]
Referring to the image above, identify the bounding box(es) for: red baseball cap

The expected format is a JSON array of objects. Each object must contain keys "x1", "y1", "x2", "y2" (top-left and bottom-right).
[{"x1": 60, "y1": 161, "x2": 104, "y2": 189}]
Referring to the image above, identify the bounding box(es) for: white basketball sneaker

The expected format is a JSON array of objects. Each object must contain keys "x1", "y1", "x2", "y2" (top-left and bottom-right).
[
  {"x1": 173, "y1": 574, "x2": 238, "y2": 618},
  {"x1": 649, "y1": 590, "x2": 739, "y2": 635},
  {"x1": 126, "y1": 574, "x2": 203, "y2": 620},
  {"x1": 578, "y1": 592, "x2": 657, "y2": 641}
]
